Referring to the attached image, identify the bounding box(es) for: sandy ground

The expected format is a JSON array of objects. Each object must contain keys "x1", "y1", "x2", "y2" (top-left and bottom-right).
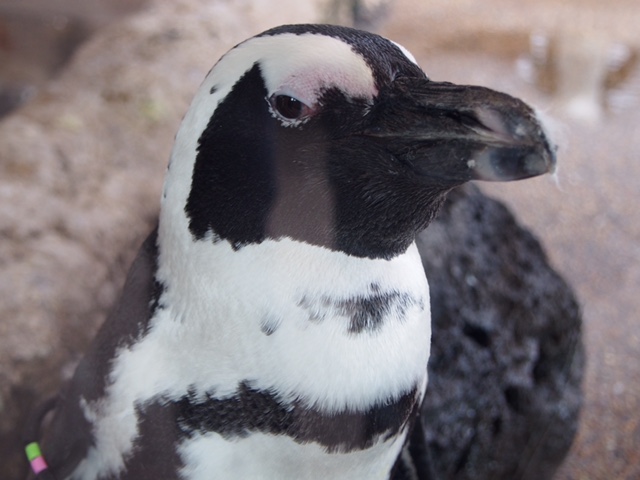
[{"x1": 382, "y1": 1, "x2": 640, "y2": 478}]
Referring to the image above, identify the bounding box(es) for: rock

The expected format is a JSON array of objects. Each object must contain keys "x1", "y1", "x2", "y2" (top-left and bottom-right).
[{"x1": 415, "y1": 185, "x2": 584, "y2": 480}]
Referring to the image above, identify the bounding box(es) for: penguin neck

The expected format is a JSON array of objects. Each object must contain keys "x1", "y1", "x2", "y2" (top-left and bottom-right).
[
  {"x1": 156, "y1": 218, "x2": 429, "y2": 322},
  {"x1": 154, "y1": 211, "x2": 431, "y2": 411}
]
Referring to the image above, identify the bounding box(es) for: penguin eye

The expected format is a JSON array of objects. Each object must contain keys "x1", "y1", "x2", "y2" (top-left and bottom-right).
[{"x1": 269, "y1": 94, "x2": 313, "y2": 121}]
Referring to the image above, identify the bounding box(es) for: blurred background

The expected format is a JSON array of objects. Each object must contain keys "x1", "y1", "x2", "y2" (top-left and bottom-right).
[{"x1": 0, "y1": 0, "x2": 638, "y2": 478}]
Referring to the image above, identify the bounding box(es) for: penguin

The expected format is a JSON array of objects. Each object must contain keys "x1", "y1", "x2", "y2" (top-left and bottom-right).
[{"x1": 25, "y1": 24, "x2": 556, "y2": 480}]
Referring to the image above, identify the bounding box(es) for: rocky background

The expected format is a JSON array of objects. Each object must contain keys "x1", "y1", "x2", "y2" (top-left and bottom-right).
[{"x1": 0, "y1": 0, "x2": 638, "y2": 479}]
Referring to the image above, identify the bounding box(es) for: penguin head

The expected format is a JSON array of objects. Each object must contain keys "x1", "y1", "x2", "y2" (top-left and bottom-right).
[{"x1": 161, "y1": 24, "x2": 555, "y2": 260}]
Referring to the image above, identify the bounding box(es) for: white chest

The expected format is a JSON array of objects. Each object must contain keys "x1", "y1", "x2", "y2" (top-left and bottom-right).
[
  {"x1": 178, "y1": 430, "x2": 411, "y2": 480},
  {"x1": 74, "y1": 238, "x2": 431, "y2": 479}
]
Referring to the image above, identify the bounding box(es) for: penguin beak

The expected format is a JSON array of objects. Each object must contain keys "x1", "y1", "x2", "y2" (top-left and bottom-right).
[{"x1": 363, "y1": 77, "x2": 556, "y2": 183}]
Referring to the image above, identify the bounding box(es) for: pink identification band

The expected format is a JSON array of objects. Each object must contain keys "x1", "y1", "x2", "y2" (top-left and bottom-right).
[{"x1": 31, "y1": 456, "x2": 49, "y2": 474}]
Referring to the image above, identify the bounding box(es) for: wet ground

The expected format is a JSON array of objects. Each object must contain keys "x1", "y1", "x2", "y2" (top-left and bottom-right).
[{"x1": 1, "y1": 0, "x2": 638, "y2": 478}]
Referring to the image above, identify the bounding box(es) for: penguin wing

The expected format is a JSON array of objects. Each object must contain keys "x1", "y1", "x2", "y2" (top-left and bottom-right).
[{"x1": 39, "y1": 228, "x2": 161, "y2": 478}]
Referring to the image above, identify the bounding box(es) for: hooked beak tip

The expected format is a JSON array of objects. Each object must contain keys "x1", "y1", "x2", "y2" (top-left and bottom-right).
[{"x1": 469, "y1": 140, "x2": 557, "y2": 181}]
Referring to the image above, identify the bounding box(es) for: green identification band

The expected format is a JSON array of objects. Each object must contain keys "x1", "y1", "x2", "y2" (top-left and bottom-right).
[{"x1": 25, "y1": 442, "x2": 42, "y2": 461}]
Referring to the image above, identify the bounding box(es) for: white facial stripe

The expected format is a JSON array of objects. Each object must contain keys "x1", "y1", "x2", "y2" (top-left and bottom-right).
[
  {"x1": 391, "y1": 40, "x2": 420, "y2": 68},
  {"x1": 227, "y1": 33, "x2": 377, "y2": 105}
]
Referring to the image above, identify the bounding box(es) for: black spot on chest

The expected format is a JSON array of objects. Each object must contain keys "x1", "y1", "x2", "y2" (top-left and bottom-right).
[
  {"x1": 341, "y1": 290, "x2": 420, "y2": 333},
  {"x1": 298, "y1": 287, "x2": 423, "y2": 334},
  {"x1": 175, "y1": 382, "x2": 420, "y2": 453}
]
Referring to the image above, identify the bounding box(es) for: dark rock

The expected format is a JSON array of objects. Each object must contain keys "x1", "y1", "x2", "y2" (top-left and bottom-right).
[{"x1": 415, "y1": 184, "x2": 584, "y2": 480}]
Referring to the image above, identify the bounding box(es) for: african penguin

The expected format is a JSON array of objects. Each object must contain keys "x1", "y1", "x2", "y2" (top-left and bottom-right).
[{"x1": 27, "y1": 24, "x2": 555, "y2": 480}]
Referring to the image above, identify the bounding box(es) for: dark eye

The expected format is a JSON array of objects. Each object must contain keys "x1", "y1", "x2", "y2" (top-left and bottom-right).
[{"x1": 270, "y1": 95, "x2": 312, "y2": 121}]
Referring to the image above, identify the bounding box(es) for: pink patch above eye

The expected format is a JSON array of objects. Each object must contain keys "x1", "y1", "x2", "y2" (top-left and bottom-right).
[{"x1": 276, "y1": 66, "x2": 378, "y2": 110}]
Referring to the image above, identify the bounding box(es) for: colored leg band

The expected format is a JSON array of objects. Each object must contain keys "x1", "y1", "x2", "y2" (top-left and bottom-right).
[
  {"x1": 31, "y1": 456, "x2": 49, "y2": 474},
  {"x1": 25, "y1": 442, "x2": 49, "y2": 474}
]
